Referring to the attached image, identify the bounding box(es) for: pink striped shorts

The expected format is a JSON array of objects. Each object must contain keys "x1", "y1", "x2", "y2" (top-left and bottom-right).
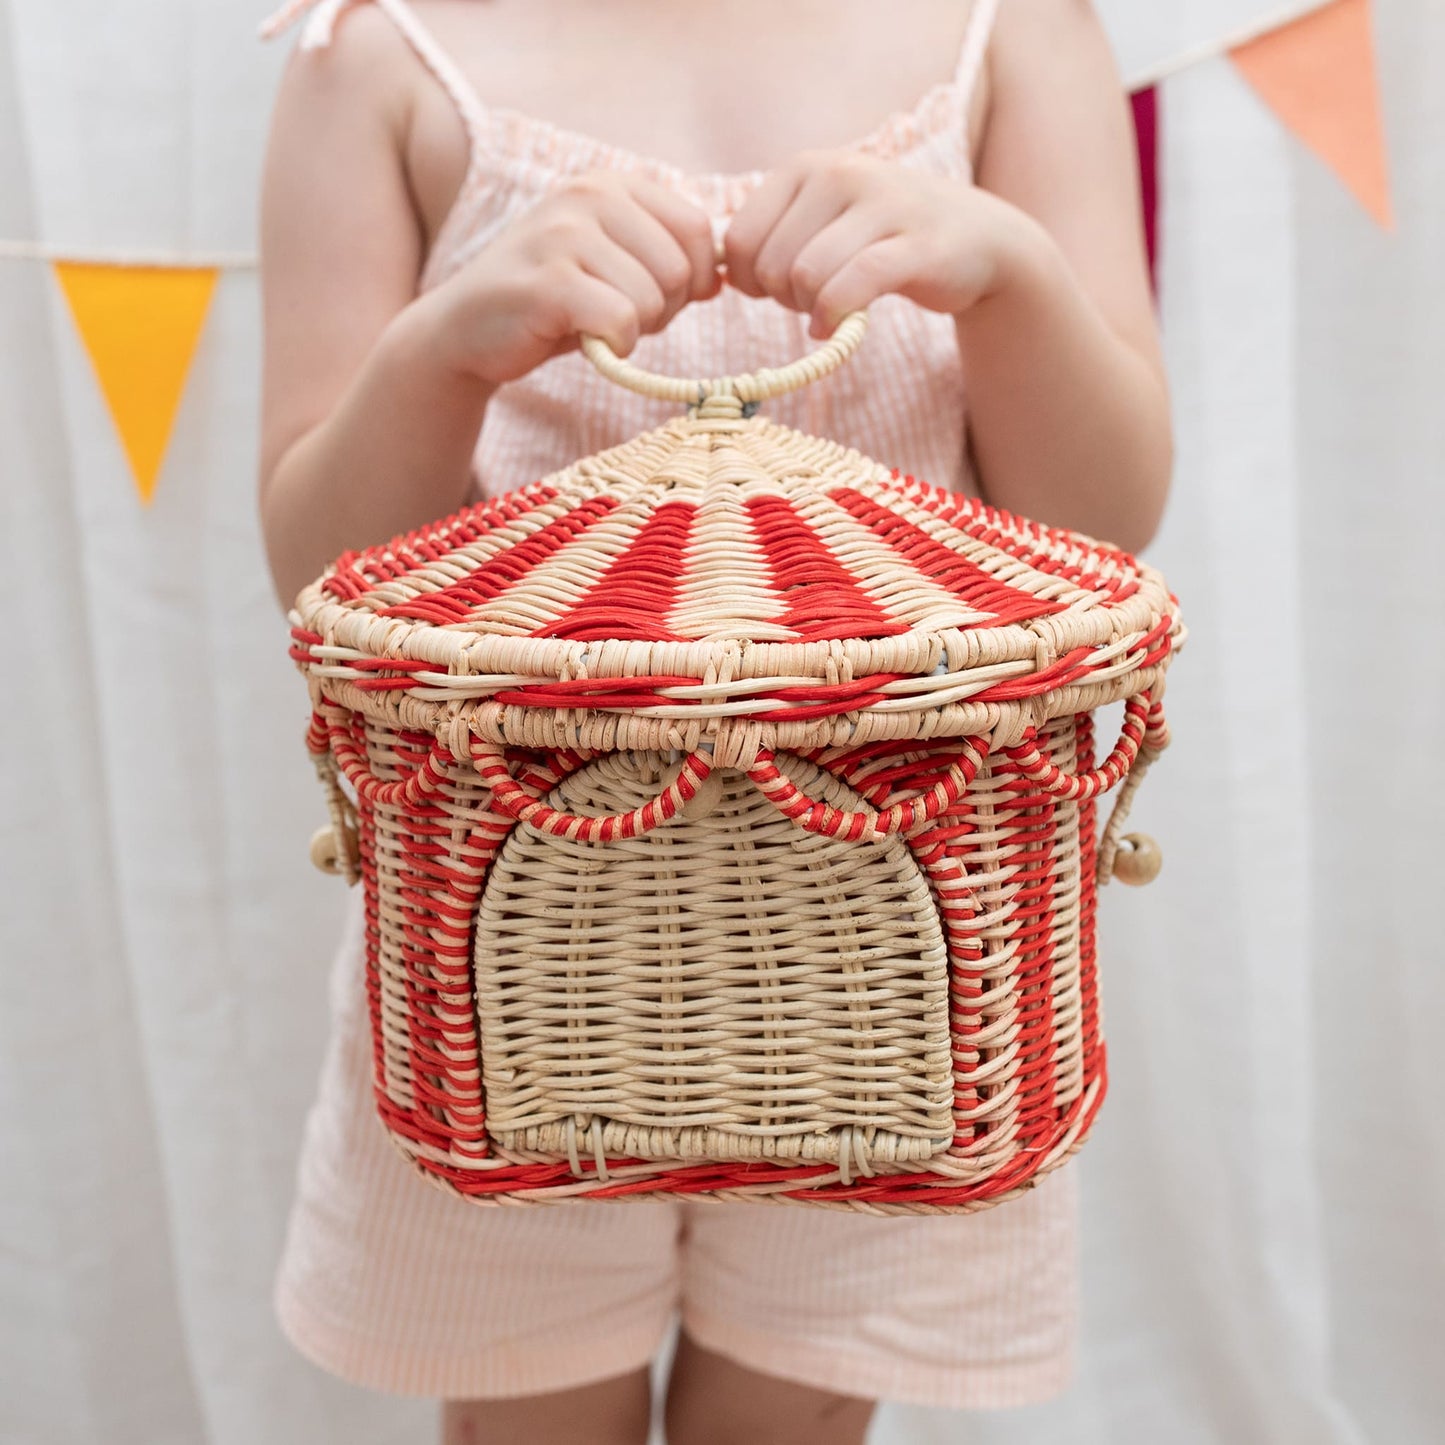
[{"x1": 274, "y1": 894, "x2": 1080, "y2": 1408}]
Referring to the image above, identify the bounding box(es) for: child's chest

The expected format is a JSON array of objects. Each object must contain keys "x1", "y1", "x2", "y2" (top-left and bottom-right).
[{"x1": 404, "y1": 0, "x2": 987, "y2": 250}]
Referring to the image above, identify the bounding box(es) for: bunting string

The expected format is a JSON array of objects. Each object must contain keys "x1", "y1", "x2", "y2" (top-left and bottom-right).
[
  {"x1": 0, "y1": 238, "x2": 258, "y2": 268},
  {"x1": 1127, "y1": 0, "x2": 1335, "y2": 87}
]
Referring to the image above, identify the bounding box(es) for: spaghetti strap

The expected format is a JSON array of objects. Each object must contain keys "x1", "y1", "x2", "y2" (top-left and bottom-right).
[
  {"x1": 261, "y1": 0, "x2": 353, "y2": 50},
  {"x1": 952, "y1": 0, "x2": 1001, "y2": 101},
  {"x1": 261, "y1": 0, "x2": 490, "y2": 144}
]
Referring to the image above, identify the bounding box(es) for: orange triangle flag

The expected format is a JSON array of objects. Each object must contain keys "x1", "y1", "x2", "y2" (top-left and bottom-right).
[
  {"x1": 1231, "y1": 0, "x2": 1393, "y2": 229},
  {"x1": 55, "y1": 262, "x2": 218, "y2": 504}
]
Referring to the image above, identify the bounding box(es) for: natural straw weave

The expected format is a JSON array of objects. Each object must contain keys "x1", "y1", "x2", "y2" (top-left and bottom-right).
[{"x1": 292, "y1": 310, "x2": 1183, "y2": 1213}]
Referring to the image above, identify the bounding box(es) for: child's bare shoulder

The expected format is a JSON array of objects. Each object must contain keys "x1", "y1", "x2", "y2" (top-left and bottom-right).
[
  {"x1": 986, "y1": 0, "x2": 1120, "y2": 121},
  {"x1": 271, "y1": 6, "x2": 418, "y2": 139},
  {"x1": 992, "y1": 0, "x2": 1110, "y2": 58}
]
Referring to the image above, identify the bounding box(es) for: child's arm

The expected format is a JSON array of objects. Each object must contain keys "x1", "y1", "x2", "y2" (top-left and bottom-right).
[
  {"x1": 257, "y1": 16, "x2": 718, "y2": 609},
  {"x1": 723, "y1": 0, "x2": 1170, "y2": 554},
  {"x1": 959, "y1": 0, "x2": 1170, "y2": 553}
]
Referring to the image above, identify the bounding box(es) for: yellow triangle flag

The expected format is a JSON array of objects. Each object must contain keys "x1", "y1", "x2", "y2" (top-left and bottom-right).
[
  {"x1": 1231, "y1": 0, "x2": 1393, "y2": 229},
  {"x1": 55, "y1": 262, "x2": 218, "y2": 505}
]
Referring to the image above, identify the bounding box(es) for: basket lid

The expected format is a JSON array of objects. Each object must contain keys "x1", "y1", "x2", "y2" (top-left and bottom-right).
[{"x1": 291, "y1": 313, "x2": 1181, "y2": 746}]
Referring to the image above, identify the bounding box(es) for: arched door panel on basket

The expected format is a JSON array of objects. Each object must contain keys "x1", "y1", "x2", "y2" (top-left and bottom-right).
[{"x1": 472, "y1": 751, "x2": 956, "y2": 1171}]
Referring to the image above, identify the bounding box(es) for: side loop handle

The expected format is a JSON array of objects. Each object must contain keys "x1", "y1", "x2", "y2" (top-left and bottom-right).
[
  {"x1": 1004, "y1": 693, "x2": 1171, "y2": 885},
  {"x1": 579, "y1": 311, "x2": 869, "y2": 407},
  {"x1": 1098, "y1": 695, "x2": 1171, "y2": 884},
  {"x1": 305, "y1": 713, "x2": 361, "y2": 885},
  {"x1": 1004, "y1": 695, "x2": 1151, "y2": 802}
]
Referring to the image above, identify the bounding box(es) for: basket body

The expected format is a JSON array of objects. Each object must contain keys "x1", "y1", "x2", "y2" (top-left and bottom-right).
[
  {"x1": 293, "y1": 402, "x2": 1179, "y2": 1212},
  {"x1": 310, "y1": 704, "x2": 1115, "y2": 1211}
]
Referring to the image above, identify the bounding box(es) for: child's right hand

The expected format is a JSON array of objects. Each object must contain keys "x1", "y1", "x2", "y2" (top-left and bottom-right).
[{"x1": 424, "y1": 171, "x2": 723, "y2": 387}]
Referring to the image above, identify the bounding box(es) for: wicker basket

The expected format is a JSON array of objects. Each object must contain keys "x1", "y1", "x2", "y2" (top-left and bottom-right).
[{"x1": 292, "y1": 311, "x2": 1183, "y2": 1213}]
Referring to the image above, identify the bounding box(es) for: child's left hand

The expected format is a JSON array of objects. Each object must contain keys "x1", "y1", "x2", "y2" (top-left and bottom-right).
[{"x1": 721, "y1": 149, "x2": 1040, "y2": 340}]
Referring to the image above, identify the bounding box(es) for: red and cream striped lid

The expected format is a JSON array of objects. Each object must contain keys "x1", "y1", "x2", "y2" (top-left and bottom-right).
[{"x1": 290, "y1": 314, "x2": 1181, "y2": 746}]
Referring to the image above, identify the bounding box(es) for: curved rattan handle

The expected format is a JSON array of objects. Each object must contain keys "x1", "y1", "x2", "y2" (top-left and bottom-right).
[
  {"x1": 579, "y1": 310, "x2": 869, "y2": 406},
  {"x1": 471, "y1": 739, "x2": 979, "y2": 845}
]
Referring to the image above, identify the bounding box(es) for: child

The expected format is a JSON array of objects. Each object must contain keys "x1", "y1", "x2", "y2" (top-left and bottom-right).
[{"x1": 258, "y1": 2, "x2": 1171, "y2": 1441}]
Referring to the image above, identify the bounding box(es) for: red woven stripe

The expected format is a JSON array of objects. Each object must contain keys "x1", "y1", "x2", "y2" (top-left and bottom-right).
[
  {"x1": 995, "y1": 795, "x2": 1061, "y2": 1151},
  {"x1": 379, "y1": 495, "x2": 618, "y2": 624},
  {"x1": 529, "y1": 500, "x2": 695, "y2": 641},
  {"x1": 744, "y1": 495, "x2": 911, "y2": 640},
  {"x1": 827, "y1": 487, "x2": 1064, "y2": 624},
  {"x1": 324, "y1": 484, "x2": 556, "y2": 602},
  {"x1": 358, "y1": 783, "x2": 386, "y2": 1118},
  {"x1": 488, "y1": 672, "x2": 905, "y2": 719},
  {"x1": 1075, "y1": 715, "x2": 1104, "y2": 1102},
  {"x1": 893, "y1": 471, "x2": 1142, "y2": 603},
  {"x1": 491, "y1": 676, "x2": 700, "y2": 710}
]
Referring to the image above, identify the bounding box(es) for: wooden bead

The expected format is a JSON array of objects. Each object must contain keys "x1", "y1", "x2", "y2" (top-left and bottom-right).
[
  {"x1": 1113, "y1": 833, "x2": 1163, "y2": 886},
  {"x1": 310, "y1": 823, "x2": 358, "y2": 876},
  {"x1": 661, "y1": 758, "x2": 729, "y2": 822},
  {"x1": 309, "y1": 825, "x2": 340, "y2": 874},
  {"x1": 681, "y1": 768, "x2": 727, "y2": 821}
]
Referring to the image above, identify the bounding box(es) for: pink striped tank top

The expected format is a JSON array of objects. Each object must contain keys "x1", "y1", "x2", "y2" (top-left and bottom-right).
[{"x1": 264, "y1": 0, "x2": 1001, "y2": 505}]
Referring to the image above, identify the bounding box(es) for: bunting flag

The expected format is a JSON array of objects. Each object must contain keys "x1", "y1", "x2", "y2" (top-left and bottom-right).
[
  {"x1": 1131, "y1": 87, "x2": 1161, "y2": 289},
  {"x1": 1230, "y1": 0, "x2": 1393, "y2": 228},
  {"x1": 54, "y1": 261, "x2": 218, "y2": 504}
]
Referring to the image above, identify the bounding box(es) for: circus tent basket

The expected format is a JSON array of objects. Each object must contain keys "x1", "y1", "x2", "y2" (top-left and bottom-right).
[{"x1": 291, "y1": 310, "x2": 1183, "y2": 1213}]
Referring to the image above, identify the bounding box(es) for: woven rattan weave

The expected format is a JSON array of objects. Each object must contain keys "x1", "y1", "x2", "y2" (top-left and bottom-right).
[{"x1": 293, "y1": 310, "x2": 1183, "y2": 1213}]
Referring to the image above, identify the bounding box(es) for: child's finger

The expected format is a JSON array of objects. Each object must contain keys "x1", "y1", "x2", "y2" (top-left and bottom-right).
[
  {"x1": 747, "y1": 174, "x2": 855, "y2": 312},
  {"x1": 721, "y1": 162, "x2": 807, "y2": 299},
  {"x1": 784, "y1": 207, "x2": 897, "y2": 317},
  {"x1": 569, "y1": 236, "x2": 670, "y2": 338},
  {"x1": 810, "y1": 235, "x2": 916, "y2": 337},
  {"x1": 554, "y1": 268, "x2": 646, "y2": 357},
  {"x1": 592, "y1": 192, "x2": 714, "y2": 321},
  {"x1": 620, "y1": 174, "x2": 725, "y2": 301}
]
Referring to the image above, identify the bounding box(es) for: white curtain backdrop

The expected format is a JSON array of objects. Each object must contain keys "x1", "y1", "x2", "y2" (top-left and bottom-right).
[{"x1": 2, "y1": 3, "x2": 1441, "y2": 1443}]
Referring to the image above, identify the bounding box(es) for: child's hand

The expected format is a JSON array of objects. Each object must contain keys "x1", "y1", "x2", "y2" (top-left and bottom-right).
[
  {"x1": 427, "y1": 171, "x2": 722, "y2": 385},
  {"x1": 722, "y1": 150, "x2": 1040, "y2": 340}
]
